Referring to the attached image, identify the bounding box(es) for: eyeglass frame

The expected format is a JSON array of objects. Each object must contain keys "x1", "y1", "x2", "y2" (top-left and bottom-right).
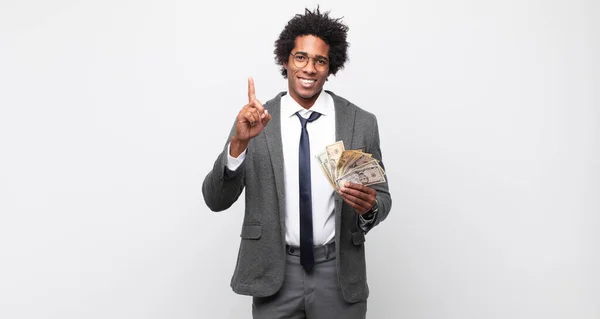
[{"x1": 289, "y1": 52, "x2": 330, "y2": 72}]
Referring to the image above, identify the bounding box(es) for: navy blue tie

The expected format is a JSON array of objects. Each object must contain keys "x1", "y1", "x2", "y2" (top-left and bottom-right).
[{"x1": 296, "y1": 111, "x2": 321, "y2": 272}]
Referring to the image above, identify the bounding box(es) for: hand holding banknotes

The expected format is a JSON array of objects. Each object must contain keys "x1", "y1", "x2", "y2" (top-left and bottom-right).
[
  {"x1": 339, "y1": 181, "x2": 378, "y2": 215},
  {"x1": 316, "y1": 141, "x2": 386, "y2": 214}
]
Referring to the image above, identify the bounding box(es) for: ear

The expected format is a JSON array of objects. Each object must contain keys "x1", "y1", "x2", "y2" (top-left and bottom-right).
[{"x1": 283, "y1": 61, "x2": 288, "y2": 70}]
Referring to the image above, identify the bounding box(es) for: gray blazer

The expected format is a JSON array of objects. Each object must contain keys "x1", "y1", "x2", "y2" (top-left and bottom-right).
[{"x1": 202, "y1": 91, "x2": 391, "y2": 303}]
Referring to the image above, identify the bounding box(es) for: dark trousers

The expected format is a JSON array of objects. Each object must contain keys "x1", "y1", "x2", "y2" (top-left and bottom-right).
[{"x1": 252, "y1": 242, "x2": 367, "y2": 319}]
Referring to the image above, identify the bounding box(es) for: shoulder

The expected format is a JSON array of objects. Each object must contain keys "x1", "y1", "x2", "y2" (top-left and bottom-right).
[
  {"x1": 326, "y1": 90, "x2": 377, "y2": 122},
  {"x1": 263, "y1": 92, "x2": 287, "y2": 110}
]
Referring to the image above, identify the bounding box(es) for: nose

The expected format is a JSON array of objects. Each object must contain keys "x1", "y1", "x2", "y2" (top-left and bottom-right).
[{"x1": 302, "y1": 59, "x2": 317, "y2": 74}]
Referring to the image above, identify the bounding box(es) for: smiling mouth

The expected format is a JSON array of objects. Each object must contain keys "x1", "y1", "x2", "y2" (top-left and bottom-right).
[{"x1": 299, "y1": 77, "x2": 316, "y2": 86}]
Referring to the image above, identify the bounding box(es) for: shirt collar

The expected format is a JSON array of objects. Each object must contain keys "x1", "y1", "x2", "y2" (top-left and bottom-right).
[{"x1": 281, "y1": 90, "x2": 331, "y2": 118}]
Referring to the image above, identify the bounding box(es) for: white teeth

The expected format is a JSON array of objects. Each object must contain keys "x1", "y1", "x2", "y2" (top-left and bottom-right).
[{"x1": 300, "y1": 78, "x2": 316, "y2": 84}]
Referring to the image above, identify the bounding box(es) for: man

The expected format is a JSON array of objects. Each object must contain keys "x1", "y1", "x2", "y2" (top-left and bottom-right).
[{"x1": 202, "y1": 7, "x2": 391, "y2": 319}]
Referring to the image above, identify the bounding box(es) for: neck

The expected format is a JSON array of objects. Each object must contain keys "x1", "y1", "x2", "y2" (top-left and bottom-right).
[{"x1": 291, "y1": 90, "x2": 322, "y2": 110}]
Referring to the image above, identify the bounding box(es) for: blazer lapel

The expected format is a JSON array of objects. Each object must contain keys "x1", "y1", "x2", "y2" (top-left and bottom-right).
[
  {"x1": 332, "y1": 92, "x2": 355, "y2": 154},
  {"x1": 263, "y1": 93, "x2": 287, "y2": 239},
  {"x1": 329, "y1": 91, "x2": 356, "y2": 243}
]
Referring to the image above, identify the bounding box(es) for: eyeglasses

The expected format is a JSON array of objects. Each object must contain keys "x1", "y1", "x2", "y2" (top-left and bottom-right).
[{"x1": 290, "y1": 52, "x2": 329, "y2": 72}]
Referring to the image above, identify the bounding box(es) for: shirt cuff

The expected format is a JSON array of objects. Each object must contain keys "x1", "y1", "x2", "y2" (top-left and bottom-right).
[
  {"x1": 358, "y1": 213, "x2": 376, "y2": 232},
  {"x1": 358, "y1": 201, "x2": 378, "y2": 232},
  {"x1": 226, "y1": 142, "x2": 247, "y2": 171}
]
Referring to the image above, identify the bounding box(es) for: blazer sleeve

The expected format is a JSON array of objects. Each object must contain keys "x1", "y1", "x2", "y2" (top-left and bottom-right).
[
  {"x1": 202, "y1": 124, "x2": 246, "y2": 212},
  {"x1": 362, "y1": 115, "x2": 392, "y2": 232}
]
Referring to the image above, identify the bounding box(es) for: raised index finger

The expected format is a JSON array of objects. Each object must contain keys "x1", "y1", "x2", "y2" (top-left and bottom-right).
[{"x1": 248, "y1": 76, "x2": 256, "y2": 102}]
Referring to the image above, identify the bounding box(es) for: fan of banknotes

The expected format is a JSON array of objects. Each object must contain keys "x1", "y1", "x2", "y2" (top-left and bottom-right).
[{"x1": 315, "y1": 141, "x2": 386, "y2": 190}]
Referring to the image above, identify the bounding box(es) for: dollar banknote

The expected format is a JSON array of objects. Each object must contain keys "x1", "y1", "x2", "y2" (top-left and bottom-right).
[
  {"x1": 316, "y1": 141, "x2": 386, "y2": 190},
  {"x1": 325, "y1": 141, "x2": 345, "y2": 180},
  {"x1": 315, "y1": 151, "x2": 336, "y2": 189},
  {"x1": 335, "y1": 164, "x2": 386, "y2": 189}
]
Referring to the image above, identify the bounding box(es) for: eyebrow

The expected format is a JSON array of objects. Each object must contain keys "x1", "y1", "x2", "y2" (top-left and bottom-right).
[{"x1": 295, "y1": 51, "x2": 329, "y2": 61}]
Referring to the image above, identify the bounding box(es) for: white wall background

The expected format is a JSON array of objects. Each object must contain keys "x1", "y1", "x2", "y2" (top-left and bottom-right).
[{"x1": 1, "y1": 0, "x2": 598, "y2": 318}]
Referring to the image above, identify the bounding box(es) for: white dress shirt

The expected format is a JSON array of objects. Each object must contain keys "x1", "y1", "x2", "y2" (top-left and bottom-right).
[{"x1": 227, "y1": 91, "x2": 336, "y2": 247}]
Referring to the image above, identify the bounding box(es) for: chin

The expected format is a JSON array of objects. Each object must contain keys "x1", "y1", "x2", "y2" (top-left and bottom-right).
[
  {"x1": 298, "y1": 89, "x2": 320, "y2": 99},
  {"x1": 299, "y1": 93, "x2": 315, "y2": 99}
]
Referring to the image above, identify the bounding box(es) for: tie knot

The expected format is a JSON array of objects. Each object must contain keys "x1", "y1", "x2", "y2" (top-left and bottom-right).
[{"x1": 296, "y1": 111, "x2": 321, "y2": 128}]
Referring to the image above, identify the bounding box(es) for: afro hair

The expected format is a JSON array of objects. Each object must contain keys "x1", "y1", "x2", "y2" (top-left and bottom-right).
[{"x1": 274, "y1": 7, "x2": 349, "y2": 78}]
